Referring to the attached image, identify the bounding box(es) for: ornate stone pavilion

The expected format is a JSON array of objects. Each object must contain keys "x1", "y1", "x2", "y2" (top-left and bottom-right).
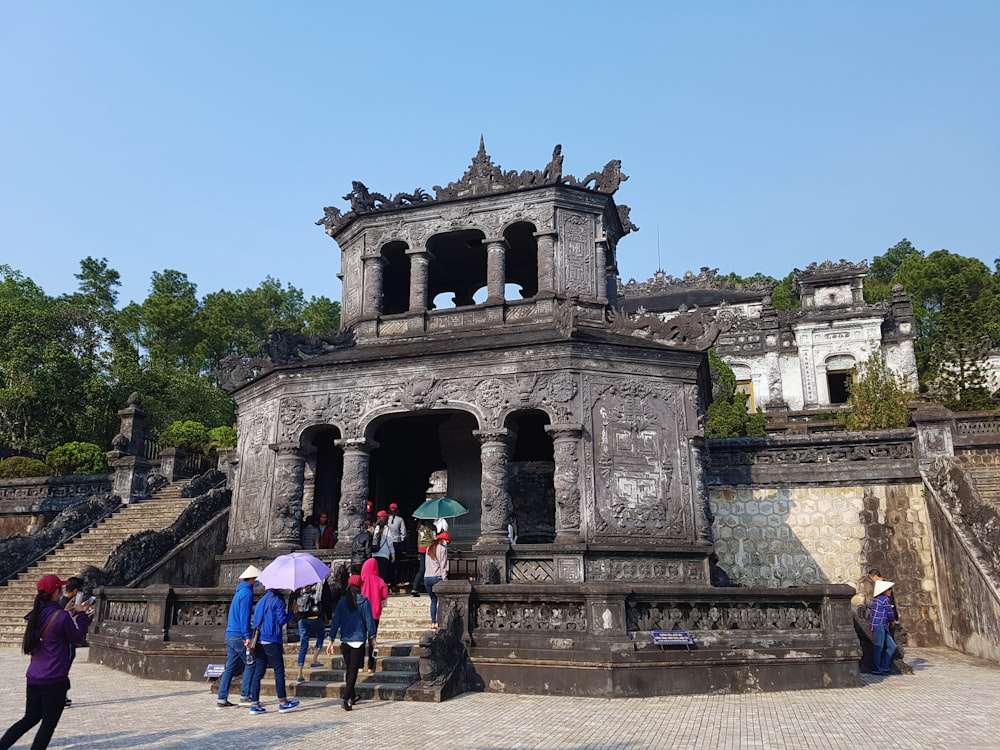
[{"x1": 217, "y1": 142, "x2": 858, "y2": 696}]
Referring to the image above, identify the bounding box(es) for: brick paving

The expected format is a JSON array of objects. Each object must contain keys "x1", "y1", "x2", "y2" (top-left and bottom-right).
[{"x1": 0, "y1": 647, "x2": 998, "y2": 749}]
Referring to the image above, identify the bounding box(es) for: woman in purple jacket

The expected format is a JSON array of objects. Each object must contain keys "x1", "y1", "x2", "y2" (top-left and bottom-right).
[{"x1": 0, "y1": 574, "x2": 91, "y2": 750}]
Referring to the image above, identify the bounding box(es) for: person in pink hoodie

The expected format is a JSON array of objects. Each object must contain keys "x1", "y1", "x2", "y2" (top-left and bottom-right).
[{"x1": 360, "y1": 557, "x2": 389, "y2": 673}]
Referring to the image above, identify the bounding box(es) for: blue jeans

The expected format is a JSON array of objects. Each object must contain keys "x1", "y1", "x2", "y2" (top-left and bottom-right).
[
  {"x1": 249, "y1": 642, "x2": 287, "y2": 703},
  {"x1": 217, "y1": 635, "x2": 252, "y2": 701},
  {"x1": 872, "y1": 626, "x2": 897, "y2": 673},
  {"x1": 411, "y1": 552, "x2": 426, "y2": 592},
  {"x1": 424, "y1": 576, "x2": 442, "y2": 624},
  {"x1": 297, "y1": 618, "x2": 326, "y2": 666}
]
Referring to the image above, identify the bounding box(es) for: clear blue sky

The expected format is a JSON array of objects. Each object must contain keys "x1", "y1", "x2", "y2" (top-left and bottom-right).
[{"x1": 2, "y1": 2, "x2": 998, "y2": 307}]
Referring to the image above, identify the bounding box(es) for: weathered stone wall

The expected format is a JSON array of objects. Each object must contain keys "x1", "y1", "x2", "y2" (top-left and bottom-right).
[
  {"x1": 0, "y1": 475, "x2": 113, "y2": 539},
  {"x1": 708, "y1": 431, "x2": 943, "y2": 646},
  {"x1": 709, "y1": 482, "x2": 941, "y2": 645}
]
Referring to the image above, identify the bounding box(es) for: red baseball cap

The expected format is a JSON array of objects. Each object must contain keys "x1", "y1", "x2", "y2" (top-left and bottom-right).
[
  {"x1": 347, "y1": 574, "x2": 363, "y2": 588},
  {"x1": 389, "y1": 502, "x2": 399, "y2": 510},
  {"x1": 436, "y1": 532, "x2": 451, "y2": 543},
  {"x1": 37, "y1": 574, "x2": 68, "y2": 596},
  {"x1": 376, "y1": 510, "x2": 389, "y2": 518}
]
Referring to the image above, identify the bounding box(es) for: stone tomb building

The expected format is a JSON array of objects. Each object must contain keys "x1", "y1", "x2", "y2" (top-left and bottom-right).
[
  {"x1": 618, "y1": 263, "x2": 918, "y2": 413},
  {"x1": 217, "y1": 143, "x2": 857, "y2": 696}
]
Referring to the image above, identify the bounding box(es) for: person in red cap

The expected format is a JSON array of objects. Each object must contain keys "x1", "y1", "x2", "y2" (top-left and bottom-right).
[
  {"x1": 0, "y1": 574, "x2": 91, "y2": 750},
  {"x1": 326, "y1": 574, "x2": 377, "y2": 711},
  {"x1": 385, "y1": 502, "x2": 407, "y2": 591},
  {"x1": 423, "y1": 532, "x2": 450, "y2": 629}
]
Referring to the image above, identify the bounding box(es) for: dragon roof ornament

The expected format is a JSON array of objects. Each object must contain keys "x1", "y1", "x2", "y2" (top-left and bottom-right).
[{"x1": 316, "y1": 138, "x2": 634, "y2": 237}]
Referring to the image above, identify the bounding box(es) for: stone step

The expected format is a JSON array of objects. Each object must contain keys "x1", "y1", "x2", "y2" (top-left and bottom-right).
[{"x1": 0, "y1": 485, "x2": 196, "y2": 647}]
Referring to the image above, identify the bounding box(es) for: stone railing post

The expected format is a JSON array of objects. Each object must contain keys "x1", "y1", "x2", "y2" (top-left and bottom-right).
[
  {"x1": 911, "y1": 402, "x2": 956, "y2": 470},
  {"x1": 158, "y1": 447, "x2": 185, "y2": 482}
]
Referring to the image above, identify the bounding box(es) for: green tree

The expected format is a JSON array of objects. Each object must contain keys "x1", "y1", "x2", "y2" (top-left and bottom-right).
[
  {"x1": 866, "y1": 239, "x2": 923, "y2": 303},
  {"x1": 894, "y1": 250, "x2": 1000, "y2": 408},
  {"x1": 46, "y1": 441, "x2": 109, "y2": 475},
  {"x1": 0, "y1": 456, "x2": 51, "y2": 478},
  {"x1": 842, "y1": 355, "x2": 914, "y2": 430},
  {"x1": 706, "y1": 350, "x2": 767, "y2": 438},
  {"x1": 159, "y1": 420, "x2": 210, "y2": 453}
]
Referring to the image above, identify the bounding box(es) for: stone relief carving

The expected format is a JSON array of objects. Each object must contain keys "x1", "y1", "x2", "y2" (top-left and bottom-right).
[
  {"x1": 586, "y1": 558, "x2": 704, "y2": 583},
  {"x1": 627, "y1": 600, "x2": 823, "y2": 632},
  {"x1": 607, "y1": 306, "x2": 730, "y2": 352},
  {"x1": 590, "y1": 378, "x2": 689, "y2": 537},
  {"x1": 475, "y1": 601, "x2": 587, "y2": 631}
]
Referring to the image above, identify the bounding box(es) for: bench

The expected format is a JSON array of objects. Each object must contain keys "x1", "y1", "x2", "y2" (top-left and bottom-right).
[{"x1": 650, "y1": 630, "x2": 694, "y2": 650}]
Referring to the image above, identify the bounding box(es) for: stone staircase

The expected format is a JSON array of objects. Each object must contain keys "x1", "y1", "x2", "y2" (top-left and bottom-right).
[
  {"x1": 0, "y1": 485, "x2": 193, "y2": 647},
  {"x1": 964, "y1": 465, "x2": 1000, "y2": 508},
  {"x1": 259, "y1": 592, "x2": 435, "y2": 702}
]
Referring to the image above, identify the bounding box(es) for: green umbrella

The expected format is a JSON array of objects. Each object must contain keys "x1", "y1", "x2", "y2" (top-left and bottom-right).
[{"x1": 412, "y1": 497, "x2": 469, "y2": 519}]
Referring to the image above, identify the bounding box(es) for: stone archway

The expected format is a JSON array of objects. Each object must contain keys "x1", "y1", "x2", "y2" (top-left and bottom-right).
[{"x1": 368, "y1": 410, "x2": 482, "y2": 545}]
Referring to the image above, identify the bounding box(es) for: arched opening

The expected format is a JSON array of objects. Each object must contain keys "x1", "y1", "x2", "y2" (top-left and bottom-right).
[
  {"x1": 368, "y1": 410, "x2": 481, "y2": 551},
  {"x1": 426, "y1": 229, "x2": 487, "y2": 309},
  {"x1": 503, "y1": 221, "x2": 539, "y2": 299},
  {"x1": 381, "y1": 241, "x2": 410, "y2": 315},
  {"x1": 507, "y1": 409, "x2": 554, "y2": 543},
  {"x1": 825, "y1": 355, "x2": 856, "y2": 405},
  {"x1": 305, "y1": 426, "x2": 343, "y2": 540}
]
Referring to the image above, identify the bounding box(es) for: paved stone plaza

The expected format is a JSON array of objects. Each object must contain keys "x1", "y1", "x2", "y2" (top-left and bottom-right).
[{"x1": 1, "y1": 647, "x2": 998, "y2": 749}]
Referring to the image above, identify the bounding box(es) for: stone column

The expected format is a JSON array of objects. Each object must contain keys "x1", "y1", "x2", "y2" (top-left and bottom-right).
[
  {"x1": 595, "y1": 238, "x2": 609, "y2": 304},
  {"x1": 334, "y1": 438, "x2": 377, "y2": 552},
  {"x1": 472, "y1": 429, "x2": 513, "y2": 583},
  {"x1": 484, "y1": 239, "x2": 507, "y2": 304},
  {"x1": 268, "y1": 442, "x2": 313, "y2": 548},
  {"x1": 533, "y1": 230, "x2": 557, "y2": 297},
  {"x1": 407, "y1": 247, "x2": 431, "y2": 313},
  {"x1": 361, "y1": 255, "x2": 385, "y2": 317},
  {"x1": 544, "y1": 424, "x2": 583, "y2": 542}
]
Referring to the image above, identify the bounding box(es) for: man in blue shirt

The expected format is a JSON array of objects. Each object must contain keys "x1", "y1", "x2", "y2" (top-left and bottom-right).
[
  {"x1": 216, "y1": 565, "x2": 261, "y2": 707},
  {"x1": 869, "y1": 579, "x2": 898, "y2": 675}
]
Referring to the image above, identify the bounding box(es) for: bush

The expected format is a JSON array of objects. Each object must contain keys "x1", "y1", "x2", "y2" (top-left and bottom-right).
[
  {"x1": 706, "y1": 350, "x2": 767, "y2": 438},
  {"x1": 158, "y1": 420, "x2": 210, "y2": 454},
  {"x1": 45, "y1": 442, "x2": 108, "y2": 476},
  {"x1": 206, "y1": 425, "x2": 238, "y2": 453},
  {"x1": 842, "y1": 355, "x2": 914, "y2": 430},
  {"x1": 0, "y1": 456, "x2": 52, "y2": 479}
]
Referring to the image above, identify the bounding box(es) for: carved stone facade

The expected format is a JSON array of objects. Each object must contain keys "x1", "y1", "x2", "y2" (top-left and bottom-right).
[
  {"x1": 221, "y1": 143, "x2": 718, "y2": 584},
  {"x1": 618, "y1": 262, "x2": 918, "y2": 412}
]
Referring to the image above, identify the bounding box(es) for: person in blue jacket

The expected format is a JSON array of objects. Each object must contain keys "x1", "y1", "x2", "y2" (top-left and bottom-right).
[
  {"x1": 216, "y1": 565, "x2": 261, "y2": 708},
  {"x1": 326, "y1": 574, "x2": 377, "y2": 712},
  {"x1": 247, "y1": 584, "x2": 299, "y2": 715},
  {"x1": 0, "y1": 574, "x2": 91, "y2": 750}
]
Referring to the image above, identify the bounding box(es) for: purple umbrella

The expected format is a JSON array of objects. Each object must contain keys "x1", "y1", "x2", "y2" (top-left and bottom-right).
[{"x1": 256, "y1": 551, "x2": 331, "y2": 590}]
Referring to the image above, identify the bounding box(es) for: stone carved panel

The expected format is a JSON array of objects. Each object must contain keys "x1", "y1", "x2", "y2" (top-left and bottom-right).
[
  {"x1": 590, "y1": 379, "x2": 689, "y2": 537},
  {"x1": 174, "y1": 602, "x2": 229, "y2": 627},
  {"x1": 106, "y1": 600, "x2": 148, "y2": 625},
  {"x1": 234, "y1": 409, "x2": 275, "y2": 546},
  {"x1": 560, "y1": 212, "x2": 594, "y2": 295},
  {"x1": 626, "y1": 600, "x2": 824, "y2": 632},
  {"x1": 475, "y1": 601, "x2": 587, "y2": 631},
  {"x1": 508, "y1": 559, "x2": 556, "y2": 582},
  {"x1": 586, "y1": 558, "x2": 704, "y2": 583}
]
